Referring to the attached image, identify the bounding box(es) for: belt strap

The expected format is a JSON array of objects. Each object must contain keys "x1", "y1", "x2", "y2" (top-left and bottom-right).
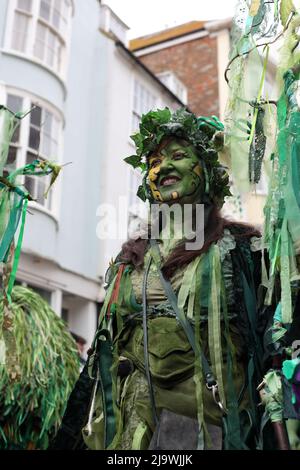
[
  {"x1": 142, "y1": 256, "x2": 159, "y2": 425},
  {"x1": 94, "y1": 328, "x2": 116, "y2": 448},
  {"x1": 149, "y1": 239, "x2": 222, "y2": 396}
]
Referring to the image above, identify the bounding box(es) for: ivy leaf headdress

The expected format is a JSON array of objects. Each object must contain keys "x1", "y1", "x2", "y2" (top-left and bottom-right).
[{"x1": 124, "y1": 107, "x2": 231, "y2": 207}]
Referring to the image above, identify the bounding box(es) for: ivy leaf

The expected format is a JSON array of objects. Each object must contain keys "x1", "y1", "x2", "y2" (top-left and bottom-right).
[
  {"x1": 280, "y1": 0, "x2": 294, "y2": 26},
  {"x1": 130, "y1": 133, "x2": 143, "y2": 148},
  {"x1": 137, "y1": 184, "x2": 147, "y2": 202},
  {"x1": 138, "y1": 162, "x2": 147, "y2": 172},
  {"x1": 155, "y1": 107, "x2": 172, "y2": 123},
  {"x1": 123, "y1": 155, "x2": 141, "y2": 168}
]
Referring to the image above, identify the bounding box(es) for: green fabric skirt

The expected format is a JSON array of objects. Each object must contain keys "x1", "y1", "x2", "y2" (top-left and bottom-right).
[{"x1": 82, "y1": 317, "x2": 250, "y2": 450}]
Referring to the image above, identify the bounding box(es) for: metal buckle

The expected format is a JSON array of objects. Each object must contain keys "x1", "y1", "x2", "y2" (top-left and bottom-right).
[
  {"x1": 86, "y1": 351, "x2": 99, "y2": 380},
  {"x1": 207, "y1": 382, "x2": 227, "y2": 414}
]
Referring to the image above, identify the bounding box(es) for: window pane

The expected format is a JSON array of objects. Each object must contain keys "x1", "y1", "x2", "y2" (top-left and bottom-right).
[
  {"x1": 52, "y1": 116, "x2": 59, "y2": 153},
  {"x1": 40, "y1": 0, "x2": 51, "y2": 21},
  {"x1": 56, "y1": 39, "x2": 63, "y2": 73},
  {"x1": 29, "y1": 127, "x2": 40, "y2": 150},
  {"x1": 46, "y1": 30, "x2": 56, "y2": 67},
  {"x1": 24, "y1": 175, "x2": 35, "y2": 195},
  {"x1": 7, "y1": 94, "x2": 23, "y2": 114},
  {"x1": 35, "y1": 1, "x2": 68, "y2": 74},
  {"x1": 42, "y1": 111, "x2": 52, "y2": 157},
  {"x1": 42, "y1": 134, "x2": 51, "y2": 157},
  {"x1": 11, "y1": 126, "x2": 20, "y2": 144},
  {"x1": 43, "y1": 110, "x2": 52, "y2": 134},
  {"x1": 34, "y1": 22, "x2": 47, "y2": 60},
  {"x1": 36, "y1": 179, "x2": 46, "y2": 205},
  {"x1": 17, "y1": 0, "x2": 32, "y2": 12},
  {"x1": 25, "y1": 175, "x2": 48, "y2": 208},
  {"x1": 28, "y1": 284, "x2": 52, "y2": 303},
  {"x1": 61, "y1": 0, "x2": 70, "y2": 34},
  {"x1": 7, "y1": 95, "x2": 23, "y2": 143},
  {"x1": 11, "y1": 12, "x2": 29, "y2": 52},
  {"x1": 61, "y1": 308, "x2": 69, "y2": 323},
  {"x1": 26, "y1": 151, "x2": 37, "y2": 165},
  {"x1": 53, "y1": 0, "x2": 61, "y2": 30},
  {"x1": 30, "y1": 106, "x2": 42, "y2": 126},
  {"x1": 7, "y1": 147, "x2": 17, "y2": 166},
  {"x1": 46, "y1": 185, "x2": 52, "y2": 210}
]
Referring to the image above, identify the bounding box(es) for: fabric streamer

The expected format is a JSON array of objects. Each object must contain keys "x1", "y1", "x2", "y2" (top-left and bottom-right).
[
  {"x1": 225, "y1": 1, "x2": 300, "y2": 442},
  {"x1": 0, "y1": 104, "x2": 75, "y2": 449}
]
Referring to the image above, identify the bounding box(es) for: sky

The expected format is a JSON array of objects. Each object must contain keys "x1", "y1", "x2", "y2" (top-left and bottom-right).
[{"x1": 102, "y1": 0, "x2": 238, "y2": 38}]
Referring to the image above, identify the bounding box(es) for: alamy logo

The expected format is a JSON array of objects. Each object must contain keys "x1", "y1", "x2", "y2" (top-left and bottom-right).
[{"x1": 96, "y1": 198, "x2": 205, "y2": 250}]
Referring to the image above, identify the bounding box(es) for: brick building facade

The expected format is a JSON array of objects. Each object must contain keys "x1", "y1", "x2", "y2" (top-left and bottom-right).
[{"x1": 130, "y1": 20, "x2": 231, "y2": 119}]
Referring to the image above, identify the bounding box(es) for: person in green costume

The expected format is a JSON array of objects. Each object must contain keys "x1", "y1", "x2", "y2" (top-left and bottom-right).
[{"x1": 50, "y1": 108, "x2": 299, "y2": 450}]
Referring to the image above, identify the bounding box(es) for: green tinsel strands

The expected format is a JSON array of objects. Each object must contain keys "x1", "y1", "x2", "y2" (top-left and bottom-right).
[
  {"x1": 260, "y1": 370, "x2": 284, "y2": 422},
  {"x1": 263, "y1": 5, "x2": 300, "y2": 325},
  {"x1": 0, "y1": 286, "x2": 80, "y2": 449},
  {"x1": 226, "y1": 1, "x2": 300, "y2": 323},
  {"x1": 224, "y1": 1, "x2": 282, "y2": 192},
  {"x1": 225, "y1": 1, "x2": 300, "y2": 437},
  {"x1": 0, "y1": 105, "x2": 63, "y2": 382}
]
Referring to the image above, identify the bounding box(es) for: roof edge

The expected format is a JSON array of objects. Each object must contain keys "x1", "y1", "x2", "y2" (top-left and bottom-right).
[{"x1": 130, "y1": 26, "x2": 206, "y2": 52}]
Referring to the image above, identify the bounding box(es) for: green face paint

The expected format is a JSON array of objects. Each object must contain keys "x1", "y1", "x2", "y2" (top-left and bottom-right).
[{"x1": 148, "y1": 138, "x2": 204, "y2": 204}]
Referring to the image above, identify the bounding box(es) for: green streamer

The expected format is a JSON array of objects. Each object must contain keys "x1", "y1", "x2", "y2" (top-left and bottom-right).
[
  {"x1": 208, "y1": 245, "x2": 226, "y2": 408},
  {"x1": 97, "y1": 274, "x2": 118, "y2": 329},
  {"x1": 7, "y1": 199, "x2": 28, "y2": 302},
  {"x1": 280, "y1": 217, "x2": 292, "y2": 323},
  {"x1": 193, "y1": 257, "x2": 208, "y2": 449}
]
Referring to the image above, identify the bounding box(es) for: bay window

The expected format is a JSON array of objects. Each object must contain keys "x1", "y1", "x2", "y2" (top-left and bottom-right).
[
  {"x1": 4, "y1": 91, "x2": 62, "y2": 213},
  {"x1": 7, "y1": 0, "x2": 73, "y2": 77}
]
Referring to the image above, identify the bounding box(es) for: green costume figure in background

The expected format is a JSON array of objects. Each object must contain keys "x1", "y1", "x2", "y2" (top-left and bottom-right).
[
  {"x1": 52, "y1": 108, "x2": 300, "y2": 450},
  {"x1": 0, "y1": 105, "x2": 79, "y2": 449}
]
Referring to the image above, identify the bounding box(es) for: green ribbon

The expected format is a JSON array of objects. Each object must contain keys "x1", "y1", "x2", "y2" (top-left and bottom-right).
[
  {"x1": 97, "y1": 274, "x2": 118, "y2": 329},
  {"x1": 208, "y1": 245, "x2": 226, "y2": 408},
  {"x1": 6, "y1": 198, "x2": 28, "y2": 302},
  {"x1": 0, "y1": 191, "x2": 23, "y2": 263},
  {"x1": 261, "y1": 370, "x2": 283, "y2": 423},
  {"x1": 131, "y1": 422, "x2": 148, "y2": 450},
  {"x1": 178, "y1": 255, "x2": 203, "y2": 318},
  {"x1": 280, "y1": 217, "x2": 292, "y2": 324}
]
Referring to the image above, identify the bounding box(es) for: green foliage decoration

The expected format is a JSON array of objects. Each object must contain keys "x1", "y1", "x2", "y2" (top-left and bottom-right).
[
  {"x1": 124, "y1": 107, "x2": 231, "y2": 207},
  {"x1": 0, "y1": 286, "x2": 80, "y2": 449}
]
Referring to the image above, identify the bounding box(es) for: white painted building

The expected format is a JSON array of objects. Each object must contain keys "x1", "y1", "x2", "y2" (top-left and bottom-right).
[{"x1": 0, "y1": 0, "x2": 184, "y2": 353}]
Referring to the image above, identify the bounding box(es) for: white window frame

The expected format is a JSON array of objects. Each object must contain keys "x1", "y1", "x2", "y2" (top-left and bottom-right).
[
  {"x1": 4, "y1": 0, "x2": 74, "y2": 80},
  {"x1": 4, "y1": 86, "x2": 64, "y2": 220},
  {"x1": 131, "y1": 78, "x2": 157, "y2": 135}
]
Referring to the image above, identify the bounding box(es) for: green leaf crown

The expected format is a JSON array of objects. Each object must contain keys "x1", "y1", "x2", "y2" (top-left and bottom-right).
[{"x1": 124, "y1": 107, "x2": 231, "y2": 207}]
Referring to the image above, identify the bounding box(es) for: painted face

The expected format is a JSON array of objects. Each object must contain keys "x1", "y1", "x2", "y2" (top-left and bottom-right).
[{"x1": 148, "y1": 138, "x2": 204, "y2": 204}]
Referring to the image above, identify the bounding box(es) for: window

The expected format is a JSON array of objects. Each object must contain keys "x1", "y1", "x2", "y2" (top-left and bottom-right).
[
  {"x1": 25, "y1": 103, "x2": 60, "y2": 207},
  {"x1": 5, "y1": 94, "x2": 23, "y2": 175},
  {"x1": 8, "y1": 0, "x2": 72, "y2": 77},
  {"x1": 4, "y1": 91, "x2": 62, "y2": 212},
  {"x1": 128, "y1": 167, "x2": 143, "y2": 208},
  {"x1": 61, "y1": 307, "x2": 69, "y2": 323},
  {"x1": 156, "y1": 71, "x2": 188, "y2": 104},
  {"x1": 127, "y1": 167, "x2": 148, "y2": 239},
  {"x1": 27, "y1": 283, "x2": 52, "y2": 303},
  {"x1": 11, "y1": 10, "x2": 30, "y2": 53},
  {"x1": 132, "y1": 80, "x2": 156, "y2": 133}
]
